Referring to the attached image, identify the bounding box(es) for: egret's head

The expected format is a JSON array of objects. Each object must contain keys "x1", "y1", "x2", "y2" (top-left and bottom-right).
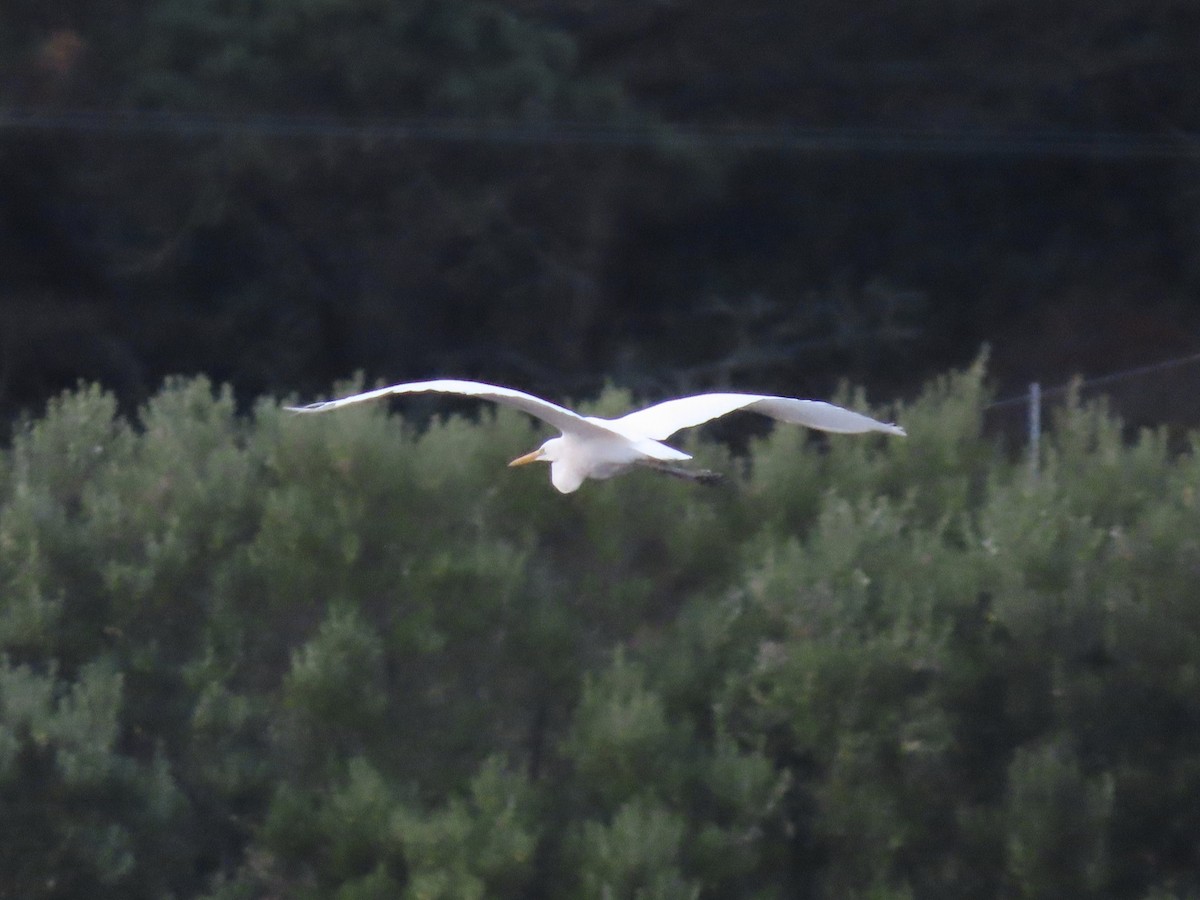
[
  {"x1": 508, "y1": 437, "x2": 562, "y2": 468},
  {"x1": 509, "y1": 437, "x2": 585, "y2": 492}
]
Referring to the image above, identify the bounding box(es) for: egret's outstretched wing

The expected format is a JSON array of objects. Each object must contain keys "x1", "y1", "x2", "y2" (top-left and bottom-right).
[
  {"x1": 613, "y1": 393, "x2": 906, "y2": 440},
  {"x1": 286, "y1": 379, "x2": 623, "y2": 440}
]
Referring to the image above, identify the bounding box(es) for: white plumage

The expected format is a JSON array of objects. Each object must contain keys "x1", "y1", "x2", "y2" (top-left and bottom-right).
[{"x1": 287, "y1": 379, "x2": 905, "y2": 493}]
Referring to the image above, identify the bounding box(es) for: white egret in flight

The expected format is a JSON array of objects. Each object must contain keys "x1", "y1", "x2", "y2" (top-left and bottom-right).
[{"x1": 287, "y1": 379, "x2": 905, "y2": 493}]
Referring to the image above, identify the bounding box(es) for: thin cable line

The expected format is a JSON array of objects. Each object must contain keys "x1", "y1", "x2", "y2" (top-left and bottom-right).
[
  {"x1": 2, "y1": 107, "x2": 1200, "y2": 159},
  {"x1": 987, "y1": 350, "x2": 1200, "y2": 410}
]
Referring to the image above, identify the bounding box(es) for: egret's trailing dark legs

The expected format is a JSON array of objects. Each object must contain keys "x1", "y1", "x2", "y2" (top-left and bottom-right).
[{"x1": 640, "y1": 460, "x2": 727, "y2": 486}]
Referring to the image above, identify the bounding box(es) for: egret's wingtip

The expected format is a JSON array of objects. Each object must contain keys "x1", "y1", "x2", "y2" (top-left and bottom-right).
[
  {"x1": 284, "y1": 403, "x2": 324, "y2": 413},
  {"x1": 890, "y1": 425, "x2": 907, "y2": 437}
]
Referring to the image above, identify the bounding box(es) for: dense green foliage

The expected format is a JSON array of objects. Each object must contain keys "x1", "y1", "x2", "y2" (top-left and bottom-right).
[{"x1": 2, "y1": 362, "x2": 1199, "y2": 897}]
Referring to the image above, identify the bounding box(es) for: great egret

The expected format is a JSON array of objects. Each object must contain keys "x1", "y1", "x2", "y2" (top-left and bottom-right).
[{"x1": 287, "y1": 379, "x2": 905, "y2": 493}]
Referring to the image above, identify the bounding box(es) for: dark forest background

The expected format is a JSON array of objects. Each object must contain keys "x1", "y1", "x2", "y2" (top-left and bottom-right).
[{"x1": 3, "y1": 0, "x2": 1200, "y2": 419}]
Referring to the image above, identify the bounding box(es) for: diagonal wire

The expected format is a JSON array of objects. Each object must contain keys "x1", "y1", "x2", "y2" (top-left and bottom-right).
[{"x1": 987, "y1": 349, "x2": 1200, "y2": 410}]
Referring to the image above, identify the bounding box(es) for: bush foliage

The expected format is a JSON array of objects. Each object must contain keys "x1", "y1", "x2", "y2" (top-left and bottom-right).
[{"x1": 2, "y1": 361, "x2": 1199, "y2": 898}]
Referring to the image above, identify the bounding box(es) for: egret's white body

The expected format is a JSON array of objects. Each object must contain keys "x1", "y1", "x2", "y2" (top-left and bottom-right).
[{"x1": 286, "y1": 379, "x2": 905, "y2": 493}]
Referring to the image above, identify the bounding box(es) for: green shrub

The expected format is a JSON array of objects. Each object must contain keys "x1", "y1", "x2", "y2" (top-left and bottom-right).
[{"x1": 3, "y1": 361, "x2": 1200, "y2": 897}]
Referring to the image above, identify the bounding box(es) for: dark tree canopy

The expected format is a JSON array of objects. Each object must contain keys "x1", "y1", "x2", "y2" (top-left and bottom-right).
[{"x1": 1, "y1": 0, "x2": 1199, "y2": 421}]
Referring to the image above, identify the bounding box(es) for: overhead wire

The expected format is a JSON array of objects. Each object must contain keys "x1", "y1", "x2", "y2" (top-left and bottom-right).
[{"x1": 1, "y1": 107, "x2": 1199, "y2": 160}]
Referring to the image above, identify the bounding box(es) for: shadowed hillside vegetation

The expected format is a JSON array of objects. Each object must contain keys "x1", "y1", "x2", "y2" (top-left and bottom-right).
[{"x1": 3, "y1": 1, "x2": 1200, "y2": 418}]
